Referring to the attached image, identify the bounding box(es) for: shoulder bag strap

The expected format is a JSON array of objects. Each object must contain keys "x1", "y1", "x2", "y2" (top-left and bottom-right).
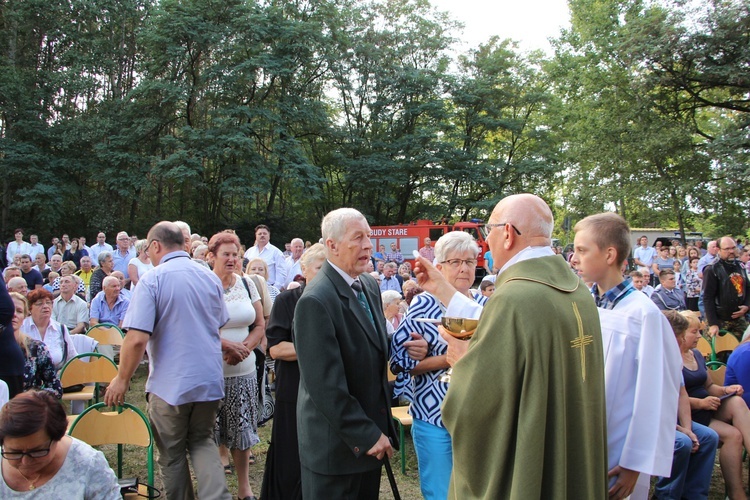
[
  {"x1": 60, "y1": 324, "x2": 69, "y2": 368},
  {"x1": 240, "y1": 275, "x2": 252, "y2": 300}
]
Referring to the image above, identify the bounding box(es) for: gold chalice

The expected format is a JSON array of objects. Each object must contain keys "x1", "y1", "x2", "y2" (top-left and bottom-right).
[
  {"x1": 439, "y1": 317, "x2": 479, "y2": 383},
  {"x1": 441, "y1": 317, "x2": 479, "y2": 338}
]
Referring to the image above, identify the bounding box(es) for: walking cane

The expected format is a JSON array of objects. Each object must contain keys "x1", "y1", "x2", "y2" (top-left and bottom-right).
[
  {"x1": 384, "y1": 438, "x2": 401, "y2": 500},
  {"x1": 384, "y1": 457, "x2": 401, "y2": 500}
]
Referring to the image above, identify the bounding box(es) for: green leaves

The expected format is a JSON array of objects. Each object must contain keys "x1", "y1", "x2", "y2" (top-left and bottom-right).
[
  {"x1": 548, "y1": 0, "x2": 750, "y2": 237},
  {"x1": 3, "y1": 0, "x2": 743, "y2": 243}
]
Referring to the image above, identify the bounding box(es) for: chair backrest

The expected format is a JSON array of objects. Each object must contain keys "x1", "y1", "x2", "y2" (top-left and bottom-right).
[
  {"x1": 69, "y1": 404, "x2": 151, "y2": 447},
  {"x1": 706, "y1": 361, "x2": 727, "y2": 386},
  {"x1": 59, "y1": 353, "x2": 119, "y2": 387},
  {"x1": 696, "y1": 336, "x2": 712, "y2": 359},
  {"x1": 86, "y1": 324, "x2": 125, "y2": 346},
  {"x1": 68, "y1": 402, "x2": 154, "y2": 490},
  {"x1": 713, "y1": 331, "x2": 740, "y2": 355}
]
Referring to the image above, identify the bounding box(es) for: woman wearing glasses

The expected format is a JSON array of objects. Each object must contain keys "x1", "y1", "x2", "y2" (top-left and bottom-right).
[
  {"x1": 20, "y1": 289, "x2": 76, "y2": 370},
  {"x1": 0, "y1": 390, "x2": 120, "y2": 498},
  {"x1": 389, "y1": 231, "x2": 487, "y2": 500}
]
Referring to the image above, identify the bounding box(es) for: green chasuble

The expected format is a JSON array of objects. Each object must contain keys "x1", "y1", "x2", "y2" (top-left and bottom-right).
[{"x1": 442, "y1": 255, "x2": 608, "y2": 499}]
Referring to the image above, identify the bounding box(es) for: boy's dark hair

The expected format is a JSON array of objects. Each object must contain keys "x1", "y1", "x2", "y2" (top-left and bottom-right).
[
  {"x1": 689, "y1": 256, "x2": 699, "y2": 264},
  {"x1": 480, "y1": 280, "x2": 494, "y2": 291},
  {"x1": 574, "y1": 213, "x2": 631, "y2": 266}
]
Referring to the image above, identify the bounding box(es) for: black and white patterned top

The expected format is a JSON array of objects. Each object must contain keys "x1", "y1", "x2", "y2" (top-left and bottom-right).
[{"x1": 390, "y1": 292, "x2": 487, "y2": 428}]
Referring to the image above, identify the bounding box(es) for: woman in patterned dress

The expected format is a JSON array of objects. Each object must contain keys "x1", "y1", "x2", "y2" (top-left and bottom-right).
[
  {"x1": 10, "y1": 293, "x2": 62, "y2": 398},
  {"x1": 208, "y1": 231, "x2": 265, "y2": 500}
]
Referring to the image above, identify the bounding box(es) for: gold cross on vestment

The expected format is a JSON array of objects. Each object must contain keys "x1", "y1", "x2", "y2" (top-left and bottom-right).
[{"x1": 570, "y1": 302, "x2": 593, "y2": 381}]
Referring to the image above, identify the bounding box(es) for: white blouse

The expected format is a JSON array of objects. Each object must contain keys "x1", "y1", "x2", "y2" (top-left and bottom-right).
[
  {"x1": 220, "y1": 276, "x2": 261, "y2": 378},
  {"x1": 21, "y1": 317, "x2": 77, "y2": 369}
]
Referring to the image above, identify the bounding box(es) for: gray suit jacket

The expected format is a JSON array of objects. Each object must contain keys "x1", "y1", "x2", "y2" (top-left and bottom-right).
[{"x1": 294, "y1": 261, "x2": 397, "y2": 475}]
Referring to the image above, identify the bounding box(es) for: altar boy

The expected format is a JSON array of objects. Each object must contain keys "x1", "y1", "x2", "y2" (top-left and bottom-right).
[{"x1": 572, "y1": 213, "x2": 682, "y2": 499}]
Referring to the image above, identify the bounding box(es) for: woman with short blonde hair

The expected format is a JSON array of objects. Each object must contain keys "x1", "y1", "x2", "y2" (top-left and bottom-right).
[
  {"x1": 680, "y1": 310, "x2": 750, "y2": 498},
  {"x1": 128, "y1": 239, "x2": 153, "y2": 288}
]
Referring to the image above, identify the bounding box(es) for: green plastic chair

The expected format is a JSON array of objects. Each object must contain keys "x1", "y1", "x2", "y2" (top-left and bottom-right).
[
  {"x1": 710, "y1": 329, "x2": 739, "y2": 362},
  {"x1": 59, "y1": 352, "x2": 119, "y2": 408},
  {"x1": 68, "y1": 402, "x2": 156, "y2": 498}
]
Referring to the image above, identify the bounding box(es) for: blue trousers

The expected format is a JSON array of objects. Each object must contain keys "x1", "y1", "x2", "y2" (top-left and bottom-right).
[
  {"x1": 412, "y1": 418, "x2": 452, "y2": 500},
  {"x1": 653, "y1": 423, "x2": 718, "y2": 499}
]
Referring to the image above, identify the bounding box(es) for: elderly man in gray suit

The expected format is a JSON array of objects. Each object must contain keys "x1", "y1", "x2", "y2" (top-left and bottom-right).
[{"x1": 294, "y1": 208, "x2": 398, "y2": 499}]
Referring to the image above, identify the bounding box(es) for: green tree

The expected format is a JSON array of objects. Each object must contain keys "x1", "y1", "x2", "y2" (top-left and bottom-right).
[
  {"x1": 442, "y1": 38, "x2": 561, "y2": 220},
  {"x1": 550, "y1": 0, "x2": 720, "y2": 237}
]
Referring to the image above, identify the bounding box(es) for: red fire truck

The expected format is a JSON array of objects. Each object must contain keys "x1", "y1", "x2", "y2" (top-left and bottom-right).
[{"x1": 370, "y1": 219, "x2": 490, "y2": 278}]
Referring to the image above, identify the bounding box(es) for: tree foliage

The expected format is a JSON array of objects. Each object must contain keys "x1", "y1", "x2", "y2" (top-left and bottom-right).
[
  {"x1": 551, "y1": 0, "x2": 750, "y2": 237},
  {"x1": 0, "y1": 0, "x2": 747, "y2": 245},
  {"x1": 0, "y1": 0, "x2": 559, "y2": 244}
]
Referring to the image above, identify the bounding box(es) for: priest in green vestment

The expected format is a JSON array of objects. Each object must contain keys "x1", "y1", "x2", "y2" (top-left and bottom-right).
[{"x1": 414, "y1": 194, "x2": 608, "y2": 499}]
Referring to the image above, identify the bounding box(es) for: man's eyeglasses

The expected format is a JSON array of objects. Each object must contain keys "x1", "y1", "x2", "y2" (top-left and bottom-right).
[
  {"x1": 440, "y1": 259, "x2": 477, "y2": 268},
  {"x1": 484, "y1": 222, "x2": 522, "y2": 236},
  {"x1": 1, "y1": 441, "x2": 53, "y2": 460}
]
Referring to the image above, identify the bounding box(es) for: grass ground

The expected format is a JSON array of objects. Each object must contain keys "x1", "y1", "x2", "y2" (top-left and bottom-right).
[
  {"x1": 81, "y1": 364, "x2": 422, "y2": 499},
  {"x1": 76, "y1": 364, "x2": 742, "y2": 499}
]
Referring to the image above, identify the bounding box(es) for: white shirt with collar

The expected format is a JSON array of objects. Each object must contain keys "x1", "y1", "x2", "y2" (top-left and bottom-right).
[
  {"x1": 21, "y1": 316, "x2": 77, "y2": 368},
  {"x1": 329, "y1": 260, "x2": 357, "y2": 290},
  {"x1": 27, "y1": 243, "x2": 45, "y2": 260},
  {"x1": 285, "y1": 257, "x2": 303, "y2": 289},
  {"x1": 244, "y1": 243, "x2": 288, "y2": 289}
]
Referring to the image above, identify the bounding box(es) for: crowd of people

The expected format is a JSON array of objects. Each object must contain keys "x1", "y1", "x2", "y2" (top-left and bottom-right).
[
  {"x1": 1, "y1": 206, "x2": 750, "y2": 499},
  {"x1": 0, "y1": 223, "x2": 308, "y2": 499}
]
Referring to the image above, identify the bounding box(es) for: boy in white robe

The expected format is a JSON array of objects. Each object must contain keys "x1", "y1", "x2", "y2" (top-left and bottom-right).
[{"x1": 572, "y1": 213, "x2": 682, "y2": 499}]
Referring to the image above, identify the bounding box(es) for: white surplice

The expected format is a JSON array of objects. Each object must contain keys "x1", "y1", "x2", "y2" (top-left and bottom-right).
[{"x1": 598, "y1": 290, "x2": 682, "y2": 497}]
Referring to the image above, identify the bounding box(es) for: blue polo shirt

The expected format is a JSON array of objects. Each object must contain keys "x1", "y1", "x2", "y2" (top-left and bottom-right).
[
  {"x1": 123, "y1": 251, "x2": 229, "y2": 406},
  {"x1": 112, "y1": 247, "x2": 136, "y2": 275},
  {"x1": 90, "y1": 291, "x2": 130, "y2": 325}
]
